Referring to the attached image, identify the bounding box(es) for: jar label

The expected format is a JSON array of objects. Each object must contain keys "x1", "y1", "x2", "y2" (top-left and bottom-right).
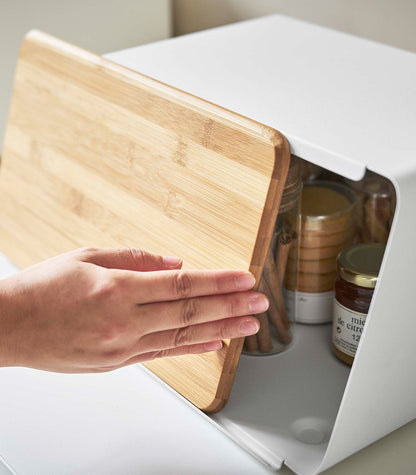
[{"x1": 333, "y1": 300, "x2": 366, "y2": 357}]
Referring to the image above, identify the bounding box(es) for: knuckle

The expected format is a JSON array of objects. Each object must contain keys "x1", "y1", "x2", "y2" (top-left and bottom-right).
[
  {"x1": 92, "y1": 272, "x2": 123, "y2": 302},
  {"x1": 128, "y1": 248, "x2": 147, "y2": 266},
  {"x1": 77, "y1": 247, "x2": 99, "y2": 259},
  {"x1": 225, "y1": 295, "x2": 238, "y2": 318},
  {"x1": 97, "y1": 314, "x2": 130, "y2": 346},
  {"x1": 180, "y1": 298, "x2": 199, "y2": 325},
  {"x1": 173, "y1": 271, "x2": 193, "y2": 298},
  {"x1": 99, "y1": 322, "x2": 121, "y2": 344},
  {"x1": 173, "y1": 326, "x2": 192, "y2": 347},
  {"x1": 151, "y1": 349, "x2": 170, "y2": 360}
]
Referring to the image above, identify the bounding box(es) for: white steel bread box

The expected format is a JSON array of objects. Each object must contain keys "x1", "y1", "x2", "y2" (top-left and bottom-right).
[
  {"x1": 105, "y1": 15, "x2": 416, "y2": 474},
  {"x1": 1, "y1": 14, "x2": 415, "y2": 475}
]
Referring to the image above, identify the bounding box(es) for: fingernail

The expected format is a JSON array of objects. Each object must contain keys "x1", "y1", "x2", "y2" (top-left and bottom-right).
[
  {"x1": 240, "y1": 319, "x2": 260, "y2": 336},
  {"x1": 237, "y1": 273, "x2": 256, "y2": 289},
  {"x1": 205, "y1": 341, "x2": 223, "y2": 351},
  {"x1": 163, "y1": 256, "x2": 182, "y2": 267},
  {"x1": 249, "y1": 295, "x2": 269, "y2": 313}
]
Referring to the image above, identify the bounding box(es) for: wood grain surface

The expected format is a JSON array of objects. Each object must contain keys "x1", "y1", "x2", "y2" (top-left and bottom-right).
[{"x1": 0, "y1": 31, "x2": 290, "y2": 412}]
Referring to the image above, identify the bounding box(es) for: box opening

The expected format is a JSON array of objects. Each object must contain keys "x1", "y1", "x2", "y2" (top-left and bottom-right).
[{"x1": 210, "y1": 155, "x2": 396, "y2": 474}]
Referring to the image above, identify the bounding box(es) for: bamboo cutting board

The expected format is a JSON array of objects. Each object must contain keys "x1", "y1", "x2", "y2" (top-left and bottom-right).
[{"x1": 0, "y1": 31, "x2": 290, "y2": 412}]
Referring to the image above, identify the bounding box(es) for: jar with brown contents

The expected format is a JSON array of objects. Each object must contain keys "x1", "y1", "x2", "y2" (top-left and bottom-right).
[
  {"x1": 284, "y1": 181, "x2": 357, "y2": 324},
  {"x1": 345, "y1": 174, "x2": 396, "y2": 244},
  {"x1": 244, "y1": 156, "x2": 302, "y2": 355},
  {"x1": 332, "y1": 243, "x2": 385, "y2": 365}
]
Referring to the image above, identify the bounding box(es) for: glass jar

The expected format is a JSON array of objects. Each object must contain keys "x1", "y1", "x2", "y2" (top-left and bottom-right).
[
  {"x1": 332, "y1": 243, "x2": 385, "y2": 365},
  {"x1": 284, "y1": 181, "x2": 357, "y2": 324},
  {"x1": 244, "y1": 156, "x2": 302, "y2": 355},
  {"x1": 345, "y1": 174, "x2": 396, "y2": 244}
]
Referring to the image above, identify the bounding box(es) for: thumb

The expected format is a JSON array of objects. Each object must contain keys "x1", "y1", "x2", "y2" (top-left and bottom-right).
[{"x1": 77, "y1": 247, "x2": 182, "y2": 271}]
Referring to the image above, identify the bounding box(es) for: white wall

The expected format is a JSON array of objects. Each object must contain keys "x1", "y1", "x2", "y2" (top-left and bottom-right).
[
  {"x1": 173, "y1": 0, "x2": 416, "y2": 53},
  {"x1": 0, "y1": 0, "x2": 171, "y2": 151}
]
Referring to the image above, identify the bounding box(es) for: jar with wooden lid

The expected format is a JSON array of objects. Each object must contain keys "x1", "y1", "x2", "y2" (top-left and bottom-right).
[
  {"x1": 244, "y1": 156, "x2": 302, "y2": 355},
  {"x1": 284, "y1": 181, "x2": 357, "y2": 324},
  {"x1": 332, "y1": 243, "x2": 385, "y2": 365}
]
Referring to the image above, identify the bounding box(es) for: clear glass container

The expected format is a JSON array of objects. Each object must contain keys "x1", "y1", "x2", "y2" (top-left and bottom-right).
[
  {"x1": 244, "y1": 156, "x2": 302, "y2": 355},
  {"x1": 284, "y1": 181, "x2": 357, "y2": 324},
  {"x1": 345, "y1": 174, "x2": 396, "y2": 244}
]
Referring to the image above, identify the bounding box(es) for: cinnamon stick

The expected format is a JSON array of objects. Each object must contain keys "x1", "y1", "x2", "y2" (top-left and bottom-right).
[
  {"x1": 244, "y1": 334, "x2": 258, "y2": 352},
  {"x1": 275, "y1": 231, "x2": 294, "y2": 285},
  {"x1": 264, "y1": 239, "x2": 291, "y2": 331},
  {"x1": 259, "y1": 279, "x2": 291, "y2": 345},
  {"x1": 255, "y1": 311, "x2": 274, "y2": 353},
  {"x1": 245, "y1": 231, "x2": 294, "y2": 352},
  {"x1": 275, "y1": 232, "x2": 294, "y2": 328},
  {"x1": 363, "y1": 195, "x2": 392, "y2": 244}
]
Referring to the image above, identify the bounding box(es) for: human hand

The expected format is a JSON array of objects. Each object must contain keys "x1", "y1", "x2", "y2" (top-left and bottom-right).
[{"x1": 0, "y1": 248, "x2": 267, "y2": 373}]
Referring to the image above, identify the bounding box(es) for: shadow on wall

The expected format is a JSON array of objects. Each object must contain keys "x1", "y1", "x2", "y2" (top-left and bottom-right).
[{"x1": 172, "y1": 0, "x2": 416, "y2": 54}]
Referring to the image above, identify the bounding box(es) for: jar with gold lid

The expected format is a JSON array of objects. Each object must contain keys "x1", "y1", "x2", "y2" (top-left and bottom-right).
[{"x1": 332, "y1": 243, "x2": 385, "y2": 365}]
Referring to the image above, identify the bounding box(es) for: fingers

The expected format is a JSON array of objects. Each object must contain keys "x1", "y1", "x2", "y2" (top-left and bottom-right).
[
  {"x1": 131, "y1": 316, "x2": 260, "y2": 355},
  {"x1": 112, "y1": 340, "x2": 225, "y2": 368},
  {"x1": 77, "y1": 247, "x2": 182, "y2": 271},
  {"x1": 123, "y1": 268, "x2": 256, "y2": 304},
  {"x1": 136, "y1": 291, "x2": 269, "y2": 334},
  {"x1": 97, "y1": 315, "x2": 260, "y2": 372}
]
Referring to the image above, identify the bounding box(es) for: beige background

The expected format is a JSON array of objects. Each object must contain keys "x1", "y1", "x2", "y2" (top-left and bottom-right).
[
  {"x1": 0, "y1": 0, "x2": 171, "y2": 151},
  {"x1": 173, "y1": 0, "x2": 416, "y2": 53}
]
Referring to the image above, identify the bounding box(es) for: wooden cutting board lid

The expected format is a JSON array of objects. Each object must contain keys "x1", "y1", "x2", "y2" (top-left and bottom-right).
[{"x1": 0, "y1": 31, "x2": 290, "y2": 412}]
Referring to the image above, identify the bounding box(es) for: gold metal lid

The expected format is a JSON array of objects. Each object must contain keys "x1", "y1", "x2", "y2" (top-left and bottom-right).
[{"x1": 337, "y1": 243, "x2": 385, "y2": 288}]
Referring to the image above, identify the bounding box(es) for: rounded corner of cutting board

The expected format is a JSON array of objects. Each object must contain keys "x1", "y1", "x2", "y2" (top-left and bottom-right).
[{"x1": 201, "y1": 396, "x2": 228, "y2": 414}]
